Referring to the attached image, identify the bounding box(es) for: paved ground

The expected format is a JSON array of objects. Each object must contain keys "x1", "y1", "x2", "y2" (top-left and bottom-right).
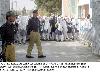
[{"x1": 15, "y1": 40, "x2": 100, "y2": 62}]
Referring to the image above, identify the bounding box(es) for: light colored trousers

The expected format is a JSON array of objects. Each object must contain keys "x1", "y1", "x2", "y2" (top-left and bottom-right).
[
  {"x1": 5, "y1": 44, "x2": 16, "y2": 62},
  {"x1": 27, "y1": 31, "x2": 43, "y2": 56}
]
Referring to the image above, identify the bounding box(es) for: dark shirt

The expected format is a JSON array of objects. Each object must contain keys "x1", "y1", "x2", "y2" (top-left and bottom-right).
[
  {"x1": 49, "y1": 17, "x2": 57, "y2": 32},
  {"x1": 49, "y1": 19, "x2": 55, "y2": 28},
  {"x1": 27, "y1": 17, "x2": 40, "y2": 35},
  {"x1": 0, "y1": 22, "x2": 18, "y2": 44}
]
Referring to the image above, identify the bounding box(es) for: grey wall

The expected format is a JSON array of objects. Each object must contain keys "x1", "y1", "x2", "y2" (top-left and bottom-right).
[
  {"x1": 0, "y1": 0, "x2": 10, "y2": 26},
  {"x1": 92, "y1": 0, "x2": 100, "y2": 55}
]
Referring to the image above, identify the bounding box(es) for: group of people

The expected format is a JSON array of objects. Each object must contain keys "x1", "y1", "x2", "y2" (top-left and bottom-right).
[
  {"x1": 0, "y1": 9, "x2": 91, "y2": 62},
  {"x1": 38, "y1": 15, "x2": 80, "y2": 42},
  {"x1": 0, "y1": 10, "x2": 46, "y2": 62},
  {"x1": 13, "y1": 14, "x2": 80, "y2": 45},
  {"x1": 38, "y1": 14, "x2": 92, "y2": 42}
]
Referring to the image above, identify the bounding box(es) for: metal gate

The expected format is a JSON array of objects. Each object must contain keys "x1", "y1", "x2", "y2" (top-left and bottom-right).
[{"x1": 79, "y1": 19, "x2": 95, "y2": 47}]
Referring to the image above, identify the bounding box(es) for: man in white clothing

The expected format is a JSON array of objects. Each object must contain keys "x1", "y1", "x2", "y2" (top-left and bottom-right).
[{"x1": 18, "y1": 16, "x2": 29, "y2": 44}]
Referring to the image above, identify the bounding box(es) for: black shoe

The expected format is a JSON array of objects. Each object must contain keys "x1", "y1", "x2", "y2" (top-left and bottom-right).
[
  {"x1": 72, "y1": 38, "x2": 74, "y2": 40},
  {"x1": 38, "y1": 55, "x2": 46, "y2": 58},
  {"x1": 26, "y1": 55, "x2": 34, "y2": 58},
  {"x1": 19, "y1": 43, "x2": 21, "y2": 44}
]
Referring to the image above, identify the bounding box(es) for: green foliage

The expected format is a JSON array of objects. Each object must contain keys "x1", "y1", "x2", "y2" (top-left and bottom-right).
[{"x1": 35, "y1": 0, "x2": 62, "y2": 15}]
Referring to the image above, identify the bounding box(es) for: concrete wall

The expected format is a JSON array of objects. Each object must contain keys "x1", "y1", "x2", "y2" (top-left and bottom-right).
[
  {"x1": 0, "y1": 0, "x2": 10, "y2": 26},
  {"x1": 92, "y1": 0, "x2": 100, "y2": 55},
  {"x1": 62, "y1": 0, "x2": 70, "y2": 17},
  {"x1": 62, "y1": 0, "x2": 78, "y2": 18}
]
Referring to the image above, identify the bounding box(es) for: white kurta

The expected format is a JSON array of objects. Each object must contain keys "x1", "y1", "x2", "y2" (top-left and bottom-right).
[{"x1": 18, "y1": 16, "x2": 29, "y2": 30}]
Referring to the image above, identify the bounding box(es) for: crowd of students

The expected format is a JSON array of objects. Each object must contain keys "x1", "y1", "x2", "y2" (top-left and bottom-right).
[{"x1": 14, "y1": 15, "x2": 80, "y2": 44}]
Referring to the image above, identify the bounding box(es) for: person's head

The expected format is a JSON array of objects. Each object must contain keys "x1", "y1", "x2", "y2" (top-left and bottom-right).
[
  {"x1": 6, "y1": 11, "x2": 16, "y2": 22},
  {"x1": 33, "y1": 10, "x2": 38, "y2": 17},
  {"x1": 87, "y1": 14, "x2": 90, "y2": 19}
]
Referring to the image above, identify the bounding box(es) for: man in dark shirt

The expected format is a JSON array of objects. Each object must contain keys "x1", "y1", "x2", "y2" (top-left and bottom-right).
[
  {"x1": 26, "y1": 10, "x2": 46, "y2": 58},
  {"x1": 49, "y1": 16, "x2": 57, "y2": 40},
  {"x1": 0, "y1": 11, "x2": 17, "y2": 62}
]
